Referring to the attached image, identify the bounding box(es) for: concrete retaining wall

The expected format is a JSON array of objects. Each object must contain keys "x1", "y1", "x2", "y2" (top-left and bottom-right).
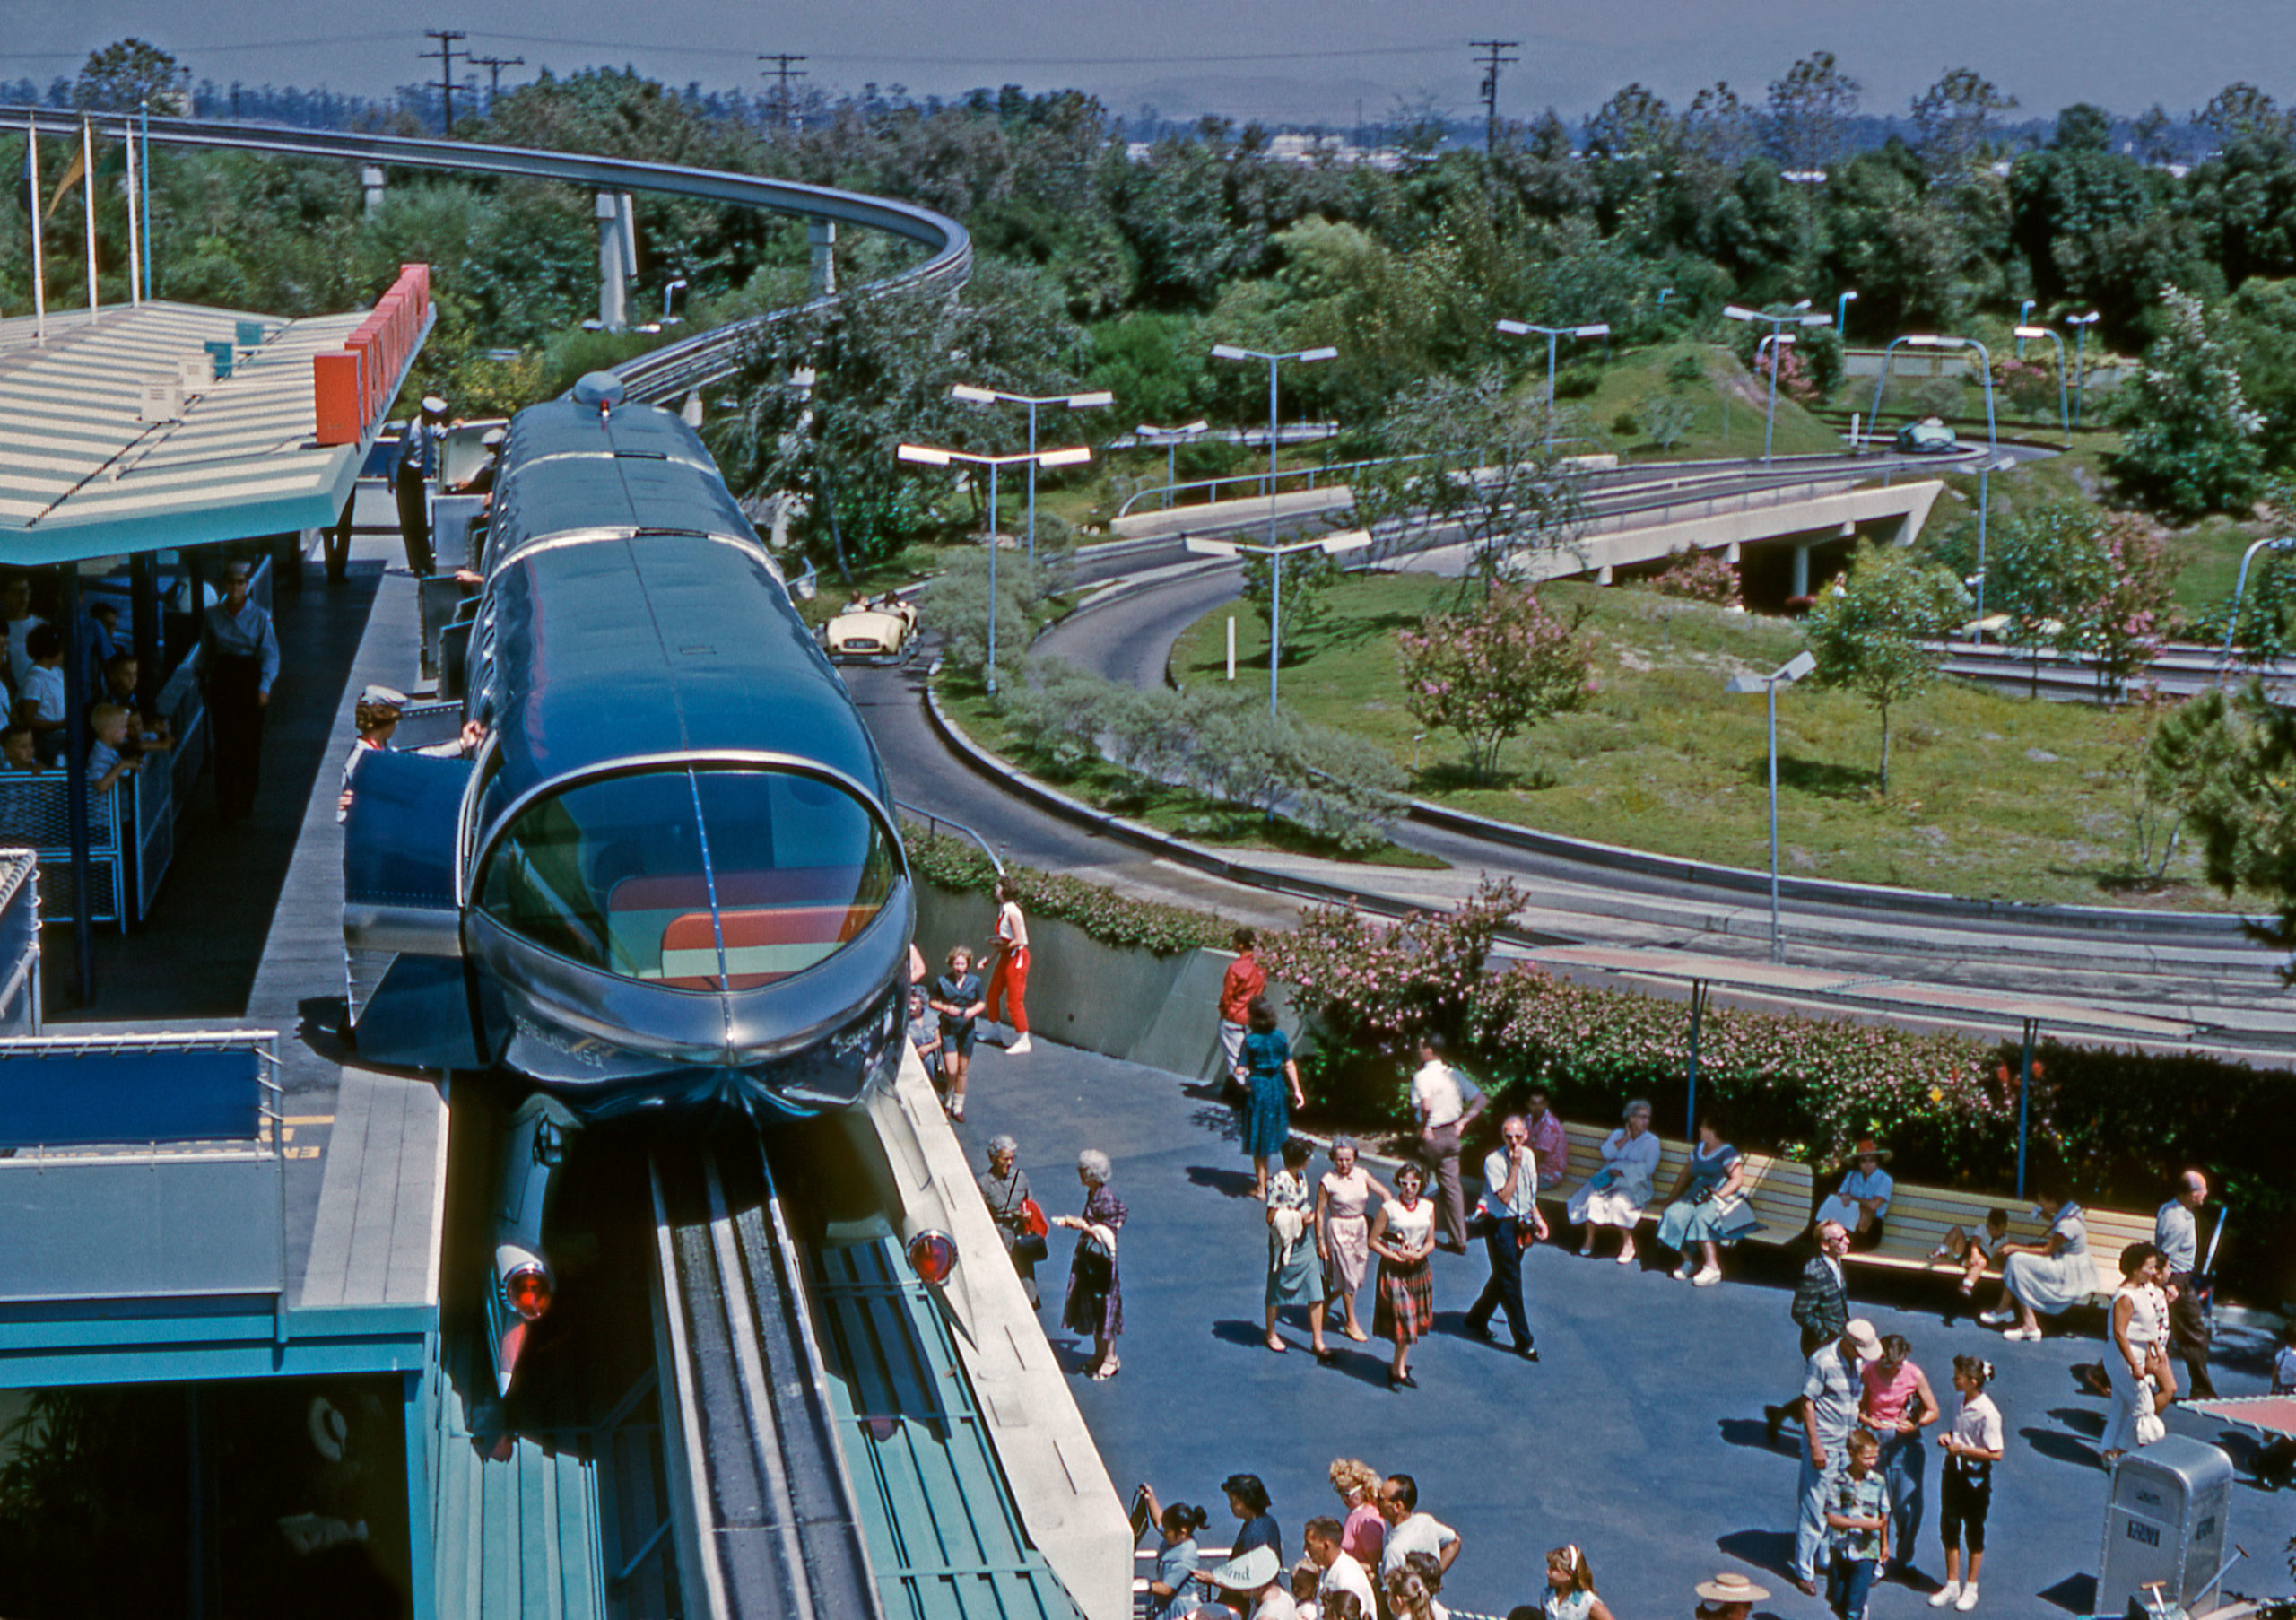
[{"x1": 913, "y1": 880, "x2": 1296, "y2": 1083}]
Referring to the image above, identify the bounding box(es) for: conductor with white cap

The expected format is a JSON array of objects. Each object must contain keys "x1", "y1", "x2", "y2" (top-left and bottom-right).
[{"x1": 392, "y1": 393, "x2": 452, "y2": 577}]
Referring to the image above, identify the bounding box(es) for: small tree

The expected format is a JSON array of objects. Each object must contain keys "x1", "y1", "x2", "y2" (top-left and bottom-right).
[
  {"x1": 1989, "y1": 501, "x2": 2173, "y2": 699},
  {"x1": 1397, "y1": 588, "x2": 1593, "y2": 784},
  {"x1": 1805, "y1": 543, "x2": 1968, "y2": 794},
  {"x1": 2111, "y1": 285, "x2": 2265, "y2": 518},
  {"x1": 2174, "y1": 681, "x2": 2296, "y2": 974},
  {"x1": 1239, "y1": 546, "x2": 1342, "y2": 659}
]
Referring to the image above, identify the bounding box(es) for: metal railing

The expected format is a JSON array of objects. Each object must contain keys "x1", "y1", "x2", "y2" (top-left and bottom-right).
[{"x1": 897, "y1": 800, "x2": 1005, "y2": 875}]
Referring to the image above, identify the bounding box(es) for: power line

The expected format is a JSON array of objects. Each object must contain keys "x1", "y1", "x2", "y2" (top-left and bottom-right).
[
  {"x1": 470, "y1": 53, "x2": 524, "y2": 110},
  {"x1": 465, "y1": 31, "x2": 1460, "y2": 66},
  {"x1": 758, "y1": 52, "x2": 808, "y2": 132},
  {"x1": 420, "y1": 28, "x2": 466, "y2": 136},
  {"x1": 1470, "y1": 39, "x2": 1519, "y2": 156}
]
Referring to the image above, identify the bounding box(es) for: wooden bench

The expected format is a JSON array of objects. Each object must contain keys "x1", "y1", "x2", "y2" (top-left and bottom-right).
[
  {"x1": 1828, "y1": 1173, "x2": 2154, "y2": 1308},
  {"x1": 1546, "y1": 1119, "x2": 1813, "y2": 1249}
]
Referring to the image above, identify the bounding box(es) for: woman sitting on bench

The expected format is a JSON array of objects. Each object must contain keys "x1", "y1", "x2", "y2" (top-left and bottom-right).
[{"x1": 1979, "y1": 1186, "x2": 2099, "y2": 1343}]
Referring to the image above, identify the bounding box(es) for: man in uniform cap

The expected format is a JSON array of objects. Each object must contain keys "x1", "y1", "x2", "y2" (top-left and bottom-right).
[
  {"x1": 199, "y1": 560, "x2": 279, "y2": 820},
  {"x1": 392, "y1": 394, "x2": 451, "y2": 577}
]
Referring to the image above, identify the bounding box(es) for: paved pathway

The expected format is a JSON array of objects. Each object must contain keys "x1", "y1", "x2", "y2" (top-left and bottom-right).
[{"x1": 953, "y1": 1037, "x2": 2292, "y2": 1620}]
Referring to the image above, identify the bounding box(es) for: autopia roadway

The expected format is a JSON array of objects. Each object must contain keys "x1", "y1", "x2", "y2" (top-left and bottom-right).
[{"x1": 849, "y1": 481, "x2": 2296, "y2": 1060}]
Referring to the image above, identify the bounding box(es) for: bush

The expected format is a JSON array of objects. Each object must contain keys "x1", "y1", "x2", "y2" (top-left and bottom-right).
[
  {"x1": 1610, "y1": 408, "x2": 1641, "y2": 436},
  {"x1": 999, "y1": 658, "x2": 1110, "y2": 779},
  {"x1": 1645, "y1": 546, "x2": 1741, "y2": 606}
]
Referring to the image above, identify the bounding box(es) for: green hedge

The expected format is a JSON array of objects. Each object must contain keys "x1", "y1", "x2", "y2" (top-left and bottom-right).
[{"x1": 900, "y1": 829, "x2": 1233, "y2": 956}]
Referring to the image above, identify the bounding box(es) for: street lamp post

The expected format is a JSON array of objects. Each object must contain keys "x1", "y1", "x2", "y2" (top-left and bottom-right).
[
  {"x1": 1494, "y1": 318, "x2": 1612, "y2": 417},
  {"x1": 1135, "y1": 419, "x2": 1210, "y2": 510},
  {"x1": 1875, "y1": 333, "x2": 2002, "y2": 637},
  {"x1": 2219, "y1": 535, "x2": 2296, "y2": 681},
  {"x1": 2065, "y1": 311, "x2": 2101, "y2": 429},
  {"x1": 2016, "y1": 299, "x2": 2035, "y2": 356},
  {"x1": 1723, "y1": 304, "x2": 1833, "y2": 461},
  {"x1": 896, "y1": 440, "x2": 1092, "y2": 695},
  {"x1": 1210, "y1": 344, "x2": 1340, "y2": 558},
  {"x1": 952, "y1": 383, "x2": 1114, "y2": 566},
  {"x1": 1725, "y1": 650, "x2": 1817, "y2": 962},
  {"x1": 1185, "y1": 530, "x2": 1372, "y2": 715},
  {"x1": 1835, "y1": 289, "x2": 1857, "y2": 335},
  {"x1": 2011, "y1": 325, "x2": 2073, "y2": 445}
]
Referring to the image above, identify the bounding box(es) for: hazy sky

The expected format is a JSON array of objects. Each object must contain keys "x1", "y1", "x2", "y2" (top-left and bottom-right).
[{"x1": 2, "y1": 0, "x2": 2292, "y2": 126}]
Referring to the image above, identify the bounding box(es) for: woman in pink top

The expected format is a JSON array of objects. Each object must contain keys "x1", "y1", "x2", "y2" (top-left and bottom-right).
[
  {"x1": 1327, "y1": 1458, "x2": 1385, "y2": 1568},
  {"x1": 1860, "y1": 1332, "x2": 1940, "y2": 1578}
]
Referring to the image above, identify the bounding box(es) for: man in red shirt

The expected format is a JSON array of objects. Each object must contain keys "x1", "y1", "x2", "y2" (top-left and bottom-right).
[{"x1": 1216, "y1": 927, "x2": 1265, "y2": 1079}]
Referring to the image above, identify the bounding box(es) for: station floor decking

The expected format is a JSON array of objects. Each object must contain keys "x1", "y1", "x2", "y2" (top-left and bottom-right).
[{"x1": 945, "y1": 1037, "x2": 2296, "y2": 1620}]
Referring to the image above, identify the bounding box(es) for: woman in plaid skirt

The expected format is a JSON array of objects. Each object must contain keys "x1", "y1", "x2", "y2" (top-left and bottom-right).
[{"x1": 1370, "y1": 1161, "x2": 1437, "y2": 1390}]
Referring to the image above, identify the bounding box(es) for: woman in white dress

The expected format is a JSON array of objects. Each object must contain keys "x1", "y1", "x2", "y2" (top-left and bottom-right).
[
  {"x1": 1979, "y1": 1187, "x2": 2100, "y2": 1341},
  {"x1": 1315, "y1": 1137, "x2": 1393, "y2": 1344},
  {"x1": 2100, "y1": 1241, "x2": 2176, "y2": 1463},
  {"x1": 1566, "y1": 1098, "x2": 1661, "y2": 1264}
]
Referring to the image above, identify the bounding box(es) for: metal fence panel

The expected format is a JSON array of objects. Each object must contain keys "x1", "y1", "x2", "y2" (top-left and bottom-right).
[{"x1": 0, "y1": 1154, "x2": 283, "y2": 1302}]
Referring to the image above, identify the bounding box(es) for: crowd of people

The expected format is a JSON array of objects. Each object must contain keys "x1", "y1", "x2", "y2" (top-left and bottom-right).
[
  {"x1": 951, "y1": 989, "x2": 2235, "y2": 1617},
  {"x1": 906, "y1": 880, "x2": 1037, "y2": 1123}
]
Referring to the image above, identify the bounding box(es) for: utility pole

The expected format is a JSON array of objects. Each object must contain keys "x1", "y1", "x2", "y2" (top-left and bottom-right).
[
  {"x1": 1470, "y1": 39, "x2": 1519, "y2": 155},
  {"x1": 422, "y1": 30, "x2": 467, "y2": 136},
  {"x1": 759, "y1": 53, "x2": 809, "y2": 132},
  {"x1": 470, "y1": 54, "x2": 524, "y2": 112}
]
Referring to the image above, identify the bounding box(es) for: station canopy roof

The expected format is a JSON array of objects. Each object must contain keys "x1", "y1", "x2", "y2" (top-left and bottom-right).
[{"x1": 0, "y1": 300, "x2": 422, "y2": 566}]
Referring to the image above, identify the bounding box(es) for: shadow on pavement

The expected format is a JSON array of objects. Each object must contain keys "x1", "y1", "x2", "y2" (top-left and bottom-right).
[
  {"x1": 2022, "y1": 1423, "x2": 2102, "y2": 1470},
  {"x1": 2040, "y1": 1572, "x2": 2097, "y2": 1614},
  {"x1": 1713, "y1": 1527, "x2": 1797, "y2": 1581},
  {"x1": 1716, "y1": 1416, "x2": 1779, "y2": 1453},
  {"x1": 1187, "y1": 1165, "x2": 1262, "y2": 1199}
]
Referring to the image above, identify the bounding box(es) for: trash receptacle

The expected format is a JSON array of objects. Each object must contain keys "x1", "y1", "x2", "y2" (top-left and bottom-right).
[{"x1": 2097, "y1": 1435, "x2": 2232, "y2": 1616}]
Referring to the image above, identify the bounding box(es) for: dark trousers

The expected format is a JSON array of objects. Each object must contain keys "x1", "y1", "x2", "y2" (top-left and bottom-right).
[
  {"x1": 2168, "y1": 1270, "x2": 2216, "y2": 1397},
  {"x1": 208, "y1": 655, "x2": 265, "y2": 819},
  {"x1": 394, "y1": 472, "x2": 433, "y2": 578},
  {"x1": 1466, "y1": 1217, "x2": 1534, "y2": 1347}
]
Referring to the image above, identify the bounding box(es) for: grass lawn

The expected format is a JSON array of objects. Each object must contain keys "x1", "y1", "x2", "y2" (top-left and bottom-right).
[
  {"x1": 1570, "y1": 340, "x2": 1849, "y2": 462},
  {"x1": 935, "y1": 679, "x2": 1449, "y2": 869},
  {"x1": 1170, "y1": 572, "x2": 2254, "y2": 910}
]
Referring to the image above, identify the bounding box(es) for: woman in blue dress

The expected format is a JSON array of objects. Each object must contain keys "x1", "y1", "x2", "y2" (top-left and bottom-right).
[
  {"x1": 1653, "y1": 1115, "x2": 1751, "y2": 1287},
  {"x1": 1235, "y1": 997, "x2": 1305, "y2": 1201}
]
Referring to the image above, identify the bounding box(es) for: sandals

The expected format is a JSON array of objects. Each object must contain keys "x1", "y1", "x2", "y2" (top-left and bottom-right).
[
  {"x1": 1088, "y1": 1357, "x2": 1121, "y2": 1380},
  {"x1": 1265, "y1": 1335, "x2": 1288, "y2": 1354},
  {"x1": 1344, "y1": 1324, "x2": 1370, "y2": 1343},
  {"x1": 1313, "y1": 1346, "x2": 1335, "y2": 1365}
]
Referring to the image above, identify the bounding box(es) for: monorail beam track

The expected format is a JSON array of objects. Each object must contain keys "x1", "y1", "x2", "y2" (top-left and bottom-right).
[
  {"x1": 649, "y1": 1135, "x2": 881, "y2": 1620},
  {"x1": 0, "y1": 108, "x2": 972, "y2": 402}
]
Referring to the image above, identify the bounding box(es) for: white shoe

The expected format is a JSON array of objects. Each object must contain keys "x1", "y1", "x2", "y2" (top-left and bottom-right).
[
  {"x1": 1691, "y1": 1266, "x2": 1723, "y2": 1286},
  {"x1": 1977, "y1": 1307, "x2": 2014, "y2": 1326},
  {"x1": 1927, "y1": 1581, "x2": 1961, "y2": 1608},
  {"x1": 1954, "y1": 1583, "x2": 1979, "y2": 1611},
  {"x1": 1006, "y1": 1033, "x2": 1031, "y2": 1055},
  {"x1": 2003, "y1": 1326, "x2": 2042, "y2": 1342},
  {"x1": 1674, "y1": 1259, "x2": 1696, "y2": 1280}
]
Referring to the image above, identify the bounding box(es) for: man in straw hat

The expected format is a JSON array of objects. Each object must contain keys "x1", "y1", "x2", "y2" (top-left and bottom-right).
[
  {"x1": 1814, "y1": 1139, "x2": 1895, "y2": 1251},
  {"x1": 393, "y1": 394, "x2": 453, "y2": 578},
  {"x1": 1195, "y1": 1545, "x2": 1295, "y2": 1620},
  {"x1": 1792, "y1": 1318, "x2": 1885, "y2": 1595},
  {"x1": 1692, "y1": 1570, "x2": 1769, "y2": 1618}
]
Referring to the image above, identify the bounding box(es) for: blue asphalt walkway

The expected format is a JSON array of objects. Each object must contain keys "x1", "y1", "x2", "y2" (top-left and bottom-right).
[{"x1": 952, "y1": 1037, "x2": 2292, "y2": 1620}]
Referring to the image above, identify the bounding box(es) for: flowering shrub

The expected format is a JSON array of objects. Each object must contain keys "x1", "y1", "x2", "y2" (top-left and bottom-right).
[
  {"x1": 1646, "y1": 546, "x2": 1742, "y2": 606},
  {"x1": 1752, "y1": 342, "x2": 1821, "y2": 404},
  {"x1": 1396, "y1": 588, "x2": 1594, "y2": 783},
  {"x1": 901, "y1": 830, "x2": 1231, "y2": 955}
]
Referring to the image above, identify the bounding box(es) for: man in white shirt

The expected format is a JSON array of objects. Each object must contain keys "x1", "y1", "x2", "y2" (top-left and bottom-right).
[
  {"x1": 1302, "y1": 1517, "x2": 1375, "y2": 1617},
  {"x1": 1408, "y1": 1035, "x2": 1484, "y2": 1253},
  {"x1": 1375, "y1": 1476, "x2": 1460, "y2": 1580},
  {"x1": 2155, "y1": 1169, "x2": 2215, "y2": 1398},
  {"x1": 1464, "y1": 1114, "x2": 1547, "y2": 1359}
]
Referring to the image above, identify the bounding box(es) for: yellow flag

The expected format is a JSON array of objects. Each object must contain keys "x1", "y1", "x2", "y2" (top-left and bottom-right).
[{"x1": 42, "y1": 141, "x2": 86, "y2": 222}]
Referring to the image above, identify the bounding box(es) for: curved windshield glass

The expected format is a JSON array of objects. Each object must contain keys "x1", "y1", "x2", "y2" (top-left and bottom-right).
[{"x1": 478, "y1": 767, "x2": 899, "y2": 989}]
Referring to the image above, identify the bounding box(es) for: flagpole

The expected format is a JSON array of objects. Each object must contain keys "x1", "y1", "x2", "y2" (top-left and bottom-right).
[
  {"x1": 123, "y1": 120, "x2": 141, "y2": 309},
  {"x1": 27, "y1": 118, "x2": 45, "y2": 343},
  {"x1": 82, "y1": 118, "x2": 97, "y2": 314}
]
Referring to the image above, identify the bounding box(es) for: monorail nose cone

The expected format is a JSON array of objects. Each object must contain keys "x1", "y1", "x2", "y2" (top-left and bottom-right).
[{"x1": 573, "y1": 371, "x2": 627, "y2": 414}]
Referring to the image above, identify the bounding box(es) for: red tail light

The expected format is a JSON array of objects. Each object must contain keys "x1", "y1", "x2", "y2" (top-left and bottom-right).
[
  {"x1": 906, "y1": 1230, "x2": 956, "y2": 1285},
  {"x1": 504, "y1": 1263, "x2": 553, "y2": 1320}
]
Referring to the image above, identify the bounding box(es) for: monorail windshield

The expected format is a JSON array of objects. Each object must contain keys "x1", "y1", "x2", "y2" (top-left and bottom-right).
[{"x1": 477, "y1": 767, "x2": 899, "y2": 990}]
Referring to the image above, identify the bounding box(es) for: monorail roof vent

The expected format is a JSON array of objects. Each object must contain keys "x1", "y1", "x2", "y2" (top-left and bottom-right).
[{"x1": 572, "y1": 370, "x2": 626, "y2": 423}]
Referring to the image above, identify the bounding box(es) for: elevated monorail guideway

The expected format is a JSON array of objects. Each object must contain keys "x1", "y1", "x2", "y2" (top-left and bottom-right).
[{"x1": 1, "y1": 107, "x2": 973, "y2": 402}]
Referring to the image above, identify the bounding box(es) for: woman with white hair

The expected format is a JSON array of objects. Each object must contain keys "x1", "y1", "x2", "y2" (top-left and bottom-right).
[
  {"x1": 977, "y1": 1135, "x2": 1041, "y2": 1308},
  {"x1": 1055, "y1": 1148, "x2": 1128, "y2": 1379},
  {"x1": 1565, "y1": 1098, "x2": 1661, "y2": 1265}
]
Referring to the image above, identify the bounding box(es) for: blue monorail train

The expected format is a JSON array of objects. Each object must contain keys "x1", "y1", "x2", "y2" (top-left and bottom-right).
[{"x1": 341, "y1": 376, "x2": 912, "y2": 1387}]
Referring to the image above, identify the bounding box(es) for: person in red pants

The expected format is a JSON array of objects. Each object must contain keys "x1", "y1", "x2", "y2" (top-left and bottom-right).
[{"x1": 984, "y1": 877, "x2": 1032, "y2": 1054}]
